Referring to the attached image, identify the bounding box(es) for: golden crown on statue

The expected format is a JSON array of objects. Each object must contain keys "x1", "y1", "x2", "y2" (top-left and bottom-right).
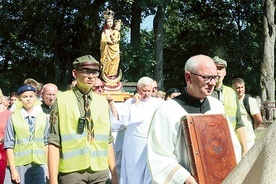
[{"x1": 103, "y1": 9, "x2": 115, "y2": 20}]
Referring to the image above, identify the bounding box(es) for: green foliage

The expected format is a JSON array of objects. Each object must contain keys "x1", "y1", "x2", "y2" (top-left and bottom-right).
[
  {"x1": 120, "y1": 30, "x2": 155, "y2": 82},
  {"x1": 0, "y1": 0, "x2": 106, "y2": 93},
  {"x1": 0, "y1": 0, "x2": 265, "y2": 97},
  {"x1": 162, "y1": 0, "x2": 263, "y2": 95}
]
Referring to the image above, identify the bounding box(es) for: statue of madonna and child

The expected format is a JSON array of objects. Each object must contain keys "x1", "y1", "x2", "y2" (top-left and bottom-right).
[{"x1": 100, "y1": 9, "x2": 123, "y2": 90}]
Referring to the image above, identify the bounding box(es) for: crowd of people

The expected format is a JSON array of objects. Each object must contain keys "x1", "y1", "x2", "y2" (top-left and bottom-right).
[{"x1": 0, "y1": 53, "x2": 274, "y2": 184}]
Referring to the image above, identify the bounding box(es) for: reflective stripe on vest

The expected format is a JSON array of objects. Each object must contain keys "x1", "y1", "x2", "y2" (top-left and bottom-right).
[
  {"x1": 57, "y1": 91, "x2": 110, "y2": 173},
  {"x1": 12, "y1": 112, "x2": 47, "y2": 166}
]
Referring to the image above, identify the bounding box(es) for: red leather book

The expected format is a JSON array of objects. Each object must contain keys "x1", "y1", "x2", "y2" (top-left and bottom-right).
[{"x1": 181, "y1": 114, "x2": 237, "y2": 184}]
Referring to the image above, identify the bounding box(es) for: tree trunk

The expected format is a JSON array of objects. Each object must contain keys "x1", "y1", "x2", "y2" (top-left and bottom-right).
[
  {"x1": 153, "y1": 5, "x2": 165, "y2": 91},
  {"x1": 130, "y1": 0, "x2": 142, "y2": 50},
  {"x1": 260, "y1": 0, "x2": 275, "y2": 102}
]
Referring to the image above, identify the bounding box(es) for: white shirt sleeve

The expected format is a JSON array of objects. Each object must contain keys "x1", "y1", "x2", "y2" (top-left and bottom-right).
[
  {"x1": 249, "y1": 97, "x2": 260, "y2": 116},
  {"x1": 119, "y1": 99, "x2": 145, "y2": 126}
]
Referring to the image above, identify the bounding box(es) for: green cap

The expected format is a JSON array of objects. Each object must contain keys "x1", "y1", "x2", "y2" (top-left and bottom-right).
[
  {"x1": 213, "y1": 56, "x2": 227, "y2": 68},
  {"x1": 72, "y1": 55, "x2": 100, "y2": 70}
]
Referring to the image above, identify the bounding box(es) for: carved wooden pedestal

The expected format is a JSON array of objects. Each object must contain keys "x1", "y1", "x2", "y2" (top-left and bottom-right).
[{"x1": 102, "y1": 91, "x2": 132, "y2": 102}]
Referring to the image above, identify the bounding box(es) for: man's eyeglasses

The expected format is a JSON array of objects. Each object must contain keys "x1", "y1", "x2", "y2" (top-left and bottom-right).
[
  {"x1": 78, "y1": 69, "x2": 100, "y2": 77},
  {"x1": 44, "y1": 93, "x2": 56, "y2": 97},
  {"x1": 190, "y1": 72, "x2": 220, "y2": 83},
  {"x1": 94, "y1": 86, "x2": 104, "y2": 90}
]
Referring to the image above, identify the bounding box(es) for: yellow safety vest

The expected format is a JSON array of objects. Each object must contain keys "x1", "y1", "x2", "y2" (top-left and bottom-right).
[
  {"x1": 57, "y1": 91, "x2": 110, "y2": 173},
  {"x1": 223, "y1": 85, "x2": 239, "y2": 129},
  {"x1": 12, "y1": 112, "x2": 47, "y2": 166}
]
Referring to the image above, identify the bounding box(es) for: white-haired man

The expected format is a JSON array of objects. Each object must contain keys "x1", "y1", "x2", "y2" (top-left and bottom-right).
[{"x1": 119, "y1": 76, "x2": 164, "y2": 184}]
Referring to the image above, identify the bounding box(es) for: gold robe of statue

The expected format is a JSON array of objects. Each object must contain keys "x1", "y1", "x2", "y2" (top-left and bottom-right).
[{"x1": 100, "y1": 28, "x2": 120, "y2": 78}]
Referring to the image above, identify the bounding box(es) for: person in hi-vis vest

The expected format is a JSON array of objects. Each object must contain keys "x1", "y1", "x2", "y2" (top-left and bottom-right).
[
  {"x1": 212, "y1": 56, "x2": 248, "y2": 157},
  {"x1": 48, "y1": 55, "x2": 118, "y2": 184},
  {"x1": 4, "y1": 85, "x2": 49, "y2": 184}
]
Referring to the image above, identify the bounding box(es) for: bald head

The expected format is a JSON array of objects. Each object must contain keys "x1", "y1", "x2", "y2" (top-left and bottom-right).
[
  {"x1": 42, "y1": 83, "x2": 58, "y2": 106},
  {"x1": 185, "y1": 55, "x2": 218, "y2": 100},
  {"x1": 185, "y1": 55, "x2": 216, "y2": 73}
]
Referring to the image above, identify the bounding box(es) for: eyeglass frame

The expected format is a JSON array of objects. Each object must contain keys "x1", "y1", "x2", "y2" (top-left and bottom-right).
[
  {"x1": 77, "y1": 69, "x2": 100, "y2": 77},
  {"x1": 44, "y1": 93, "x2": 57, "y2": 97},
  {"x1": 93, "y1": 85, "x2": 104, "y2": 90},
  {"x1": 189, "y1": 72, "x2": 220, "y2": 83}
]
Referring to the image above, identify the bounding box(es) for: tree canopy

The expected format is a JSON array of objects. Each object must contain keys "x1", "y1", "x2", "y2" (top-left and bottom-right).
[{"x1": 0, "y1": 0, "x2": 264, "y2": 96}]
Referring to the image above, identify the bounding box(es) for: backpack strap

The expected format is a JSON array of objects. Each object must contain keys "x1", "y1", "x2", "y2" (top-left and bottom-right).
[{"x1": 243, "y1": 93, "x2": 255, "y2": 129}]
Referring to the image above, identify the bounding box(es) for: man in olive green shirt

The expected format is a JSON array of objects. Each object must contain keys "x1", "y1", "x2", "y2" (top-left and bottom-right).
[
  {"x1": 212, "y1": 56, "x2": 248, "y2": 157},
  {"x1": 48, "y1": 55, "x2": 118, "y2": 184}
]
